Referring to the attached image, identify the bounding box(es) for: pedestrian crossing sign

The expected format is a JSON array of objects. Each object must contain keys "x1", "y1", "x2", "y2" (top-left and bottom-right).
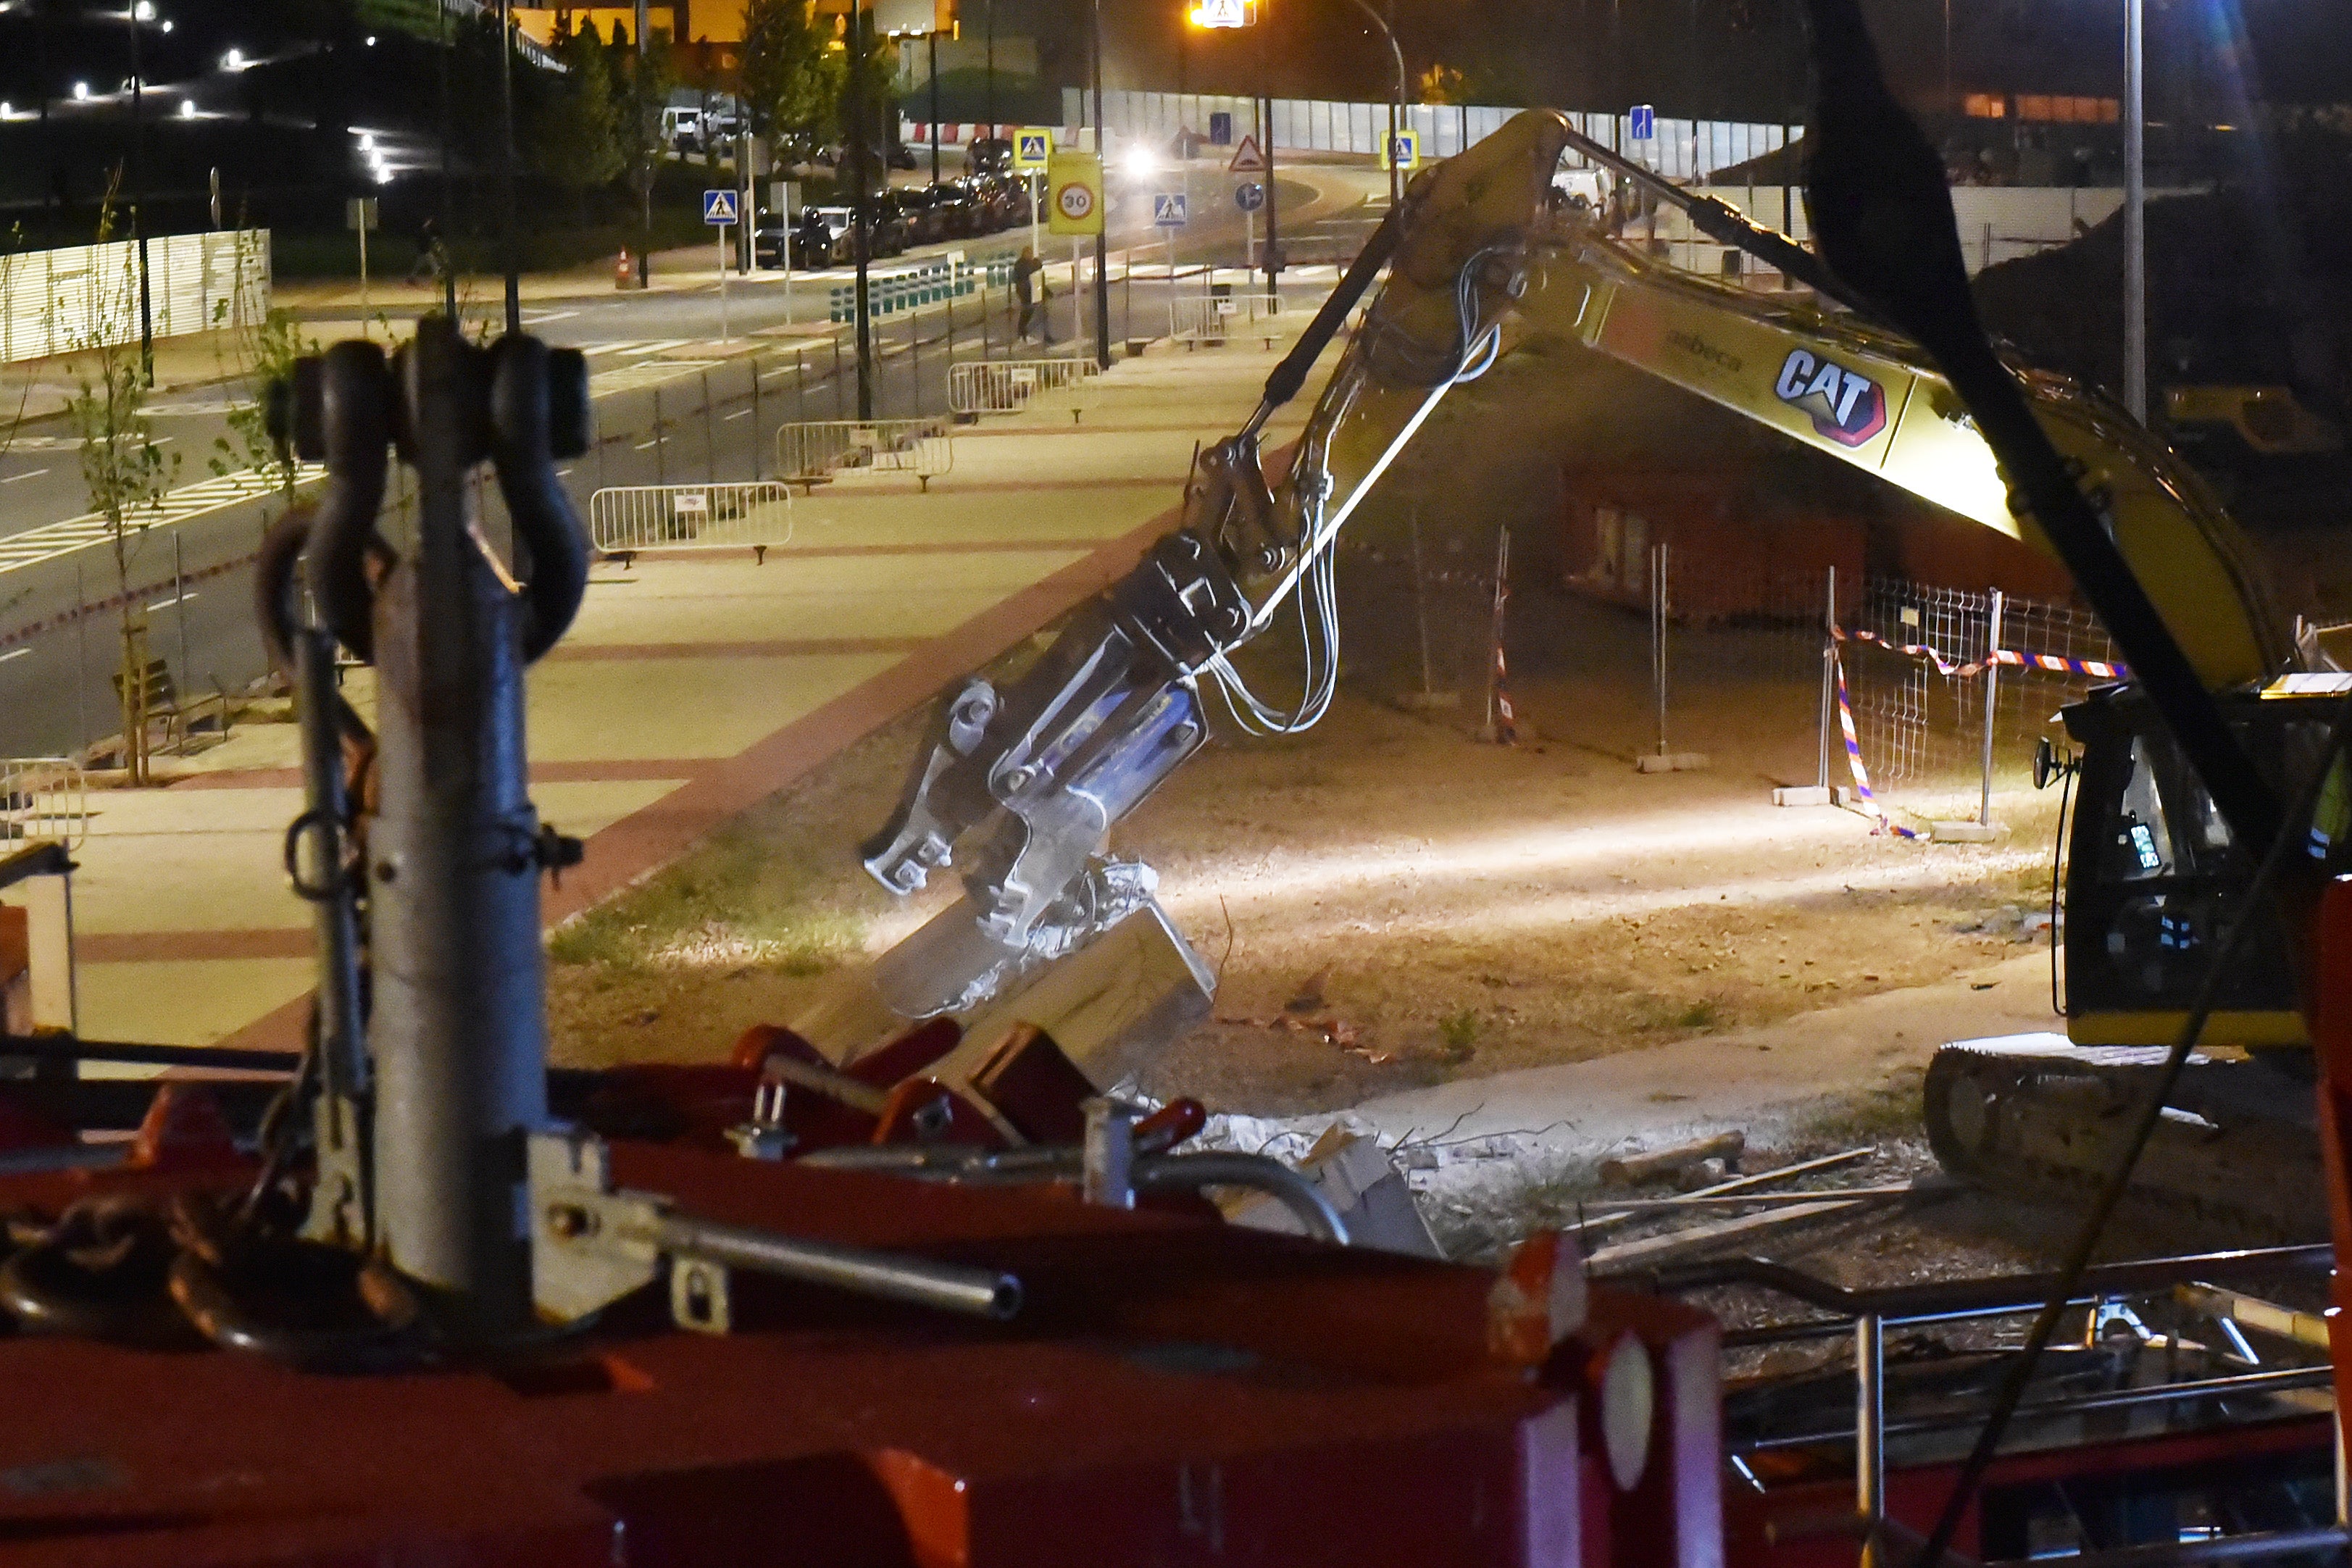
[
  {"x1": 702, "y1": 188, "x2": 738, "y2": 225},
  {"x1": 1153, "y1": 192, "x2": 1188, "y2": 228},
  {"x1": 1381, "y1": 130, "x2": 1419, "y2": 171},
  {"x1": 1014, "y1": 128, "x2": 1053, "y2": 170}
]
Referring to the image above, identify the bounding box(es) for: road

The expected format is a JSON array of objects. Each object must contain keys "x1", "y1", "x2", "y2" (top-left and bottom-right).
[{"x1": 0, "y1": 163, "x2": 1385, "y2": 762}]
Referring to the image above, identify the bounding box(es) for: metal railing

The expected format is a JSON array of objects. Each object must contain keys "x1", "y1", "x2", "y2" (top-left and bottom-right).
[
  {"x1": 948, "y1": 356, "x2": 1100, "y2": 417},
  {"x1": 587, "y1": 483, "x2": 794, "y2": 558},
  {"x1": 1171, "y1": 292, "x2": 1285, "y2": 346},
  {"x1": 0, "y1": 758, "x2": 86, "y2": 850},
  {"x1": 775, "y1": 419, "x2": 956, "y2": 493}
]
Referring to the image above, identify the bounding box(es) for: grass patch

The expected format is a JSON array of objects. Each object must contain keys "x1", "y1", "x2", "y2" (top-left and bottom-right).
[
  {"x1": 1438, "y1": 1008, "x2": 1481, "y2": 1060},
  {"x1": 546, "y1": 791, "x2": 882, "y2": 975}
]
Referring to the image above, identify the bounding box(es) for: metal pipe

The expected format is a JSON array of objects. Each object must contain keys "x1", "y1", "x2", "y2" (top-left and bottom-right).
[
  {"x1": 2174, "y1": 1283, "x2": 2331, "y2": 1351},
  {"x1": 1628, "y1": 1246, "x2": 2332, "y2": 1319},
  {"x1": 1856, "y1": 1314, "x2": 1886, "y2": 1568},
  {"x1": 1134, "y1": 1151, "x2": 1349, "y2": 1246},
  {"x1": 2017, "y1": 1526, "x2": 2349, "y2": 1568},
  {"x1": 1740, "y1": 1365, "x2": 2333, "y2": 1454},
  {"x1": 1981, "y1": 587, "x2": 2003, "y2": 825},
  {"x1": 643, "y1": 1212, "x2": 1022, "y2": 1320},
  {"x1": 367, "y1": 322, "x2": 553, "y2": 1340}
]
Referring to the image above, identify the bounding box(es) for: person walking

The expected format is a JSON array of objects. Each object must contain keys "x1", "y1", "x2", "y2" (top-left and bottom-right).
[{"x1": 1013, "y1": 246, "x2": 1051, "y2": 344}]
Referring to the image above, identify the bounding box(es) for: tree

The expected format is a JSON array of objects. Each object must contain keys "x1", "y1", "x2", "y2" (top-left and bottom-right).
[
  {"x1": 738, "y1": 0, "x2": 837, "y2": 162},
  {"x1": 538, "y1": 20, "x2": 629, "y2": 209},
  {"x1": 1418, "y1": 63, "x2": 1467, "y2": 104},
  {"x1": 59, "y1": 183, "x2": 180, "y2": 786}
]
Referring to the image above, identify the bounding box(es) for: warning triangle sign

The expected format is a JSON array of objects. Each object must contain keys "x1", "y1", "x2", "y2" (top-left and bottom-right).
[{"x1": 1227, "y1": 134, "x2": 1267, "y2": 174}]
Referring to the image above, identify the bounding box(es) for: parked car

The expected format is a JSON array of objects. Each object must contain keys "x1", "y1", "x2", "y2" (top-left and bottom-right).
[
  {"x1": 867, "y1": 193, "x2": 912, "y2": 257},
  {"x1": 930, "y1": 181, "x2": 983, "y2": 238},
  {"x1": 972, "y1": 174, "x2": 1029, "y2": 232},
  {"x1": 893, "y1": 185, "x2": 948, "y2": 246},
  {"x1": 751, "y1": 223, "x2": 793, "y2": 269},
  {"x1": 793, "y1": 207, "x2": 852, "y2": 267},
  {"x1": 967, "y1": 136, "x2": 1014, "y2": 175}
]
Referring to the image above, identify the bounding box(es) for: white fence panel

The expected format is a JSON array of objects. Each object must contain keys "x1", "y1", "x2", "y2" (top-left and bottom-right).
[
  {"x1": 1170, "y1": 293, "x2": 1285, "y2": 345},
  {"x1": 0, "y1": 230, "x2": 266, "y2": 366},
  {"x1": 948, "y1": 357, "x2": 1101, "y2": 416},
  {"x1": 0, "y1": 759, "x2": 86, "y2": 850},
  {"x1": 588, "y1": 483, "x2": 794, "y2": 557},
  {"x1": 775, "y1": 419, "x2": 956, "y2": 491}
]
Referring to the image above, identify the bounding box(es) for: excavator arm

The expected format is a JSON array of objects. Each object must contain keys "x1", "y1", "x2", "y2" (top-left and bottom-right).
[{"x1": 858, "y1": 107, "x2": 2295, "y2": 1028}]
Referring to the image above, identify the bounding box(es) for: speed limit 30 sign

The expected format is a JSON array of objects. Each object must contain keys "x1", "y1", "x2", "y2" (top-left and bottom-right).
[{"x1": 1046, "y1": 150, "x2": 1104, "y2": 235}]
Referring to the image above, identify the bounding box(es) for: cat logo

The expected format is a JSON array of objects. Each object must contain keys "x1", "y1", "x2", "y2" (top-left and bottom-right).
[{"x1": 1774, "y1": 348, "x2": 1888, "y2": 447}]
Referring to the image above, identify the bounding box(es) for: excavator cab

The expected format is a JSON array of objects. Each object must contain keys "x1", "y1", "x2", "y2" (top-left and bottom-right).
[{"x1": 2059, "y1": 683, "x2": 2352, "y2": 1051}]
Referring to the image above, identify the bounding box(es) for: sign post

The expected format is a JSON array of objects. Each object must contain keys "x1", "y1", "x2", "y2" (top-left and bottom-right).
[
  {"x1": 704, "y1": 188, "x2": 740, "y2": 339},
  {"x1": 1229, "y1": 136, "x2": 1268, "y2": 275},
  {"x1": 345, "y1": 197, "x2": 379, "y2": 333},
  {"x1": 1154, "y1": 190, "x2": 1187, "y2": 282},
  {"x1": 1014, "y1": 128, "x2": 1052, "y2": 256}
]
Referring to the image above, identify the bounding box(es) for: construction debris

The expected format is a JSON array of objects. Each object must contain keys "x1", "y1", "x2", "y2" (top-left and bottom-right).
[
  {"x1": 1587, "y1": 1198, "x2": 1866, "y2": 1271},
  {"x1": 1601, "y1": 1130, "x2": 1746, "y2": 1186},
  {"x1": 1226, "y1": 1124, "x2": 1443, "y2": 1259}
]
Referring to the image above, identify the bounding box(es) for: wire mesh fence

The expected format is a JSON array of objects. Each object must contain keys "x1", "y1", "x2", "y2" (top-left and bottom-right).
[{"x1": 1840, "y1": 576, "x2": 2117, "y2": 813}]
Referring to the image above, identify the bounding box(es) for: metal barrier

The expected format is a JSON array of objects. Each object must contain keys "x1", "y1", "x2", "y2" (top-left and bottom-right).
[
  {"x1": 948, "y1": 356, "x2": 1101, "y2": 417},
  {"x1": 587, "y1": 483, "x2": 795, "y2": 559},
  {"x1": 1170, "y1": 293, "x2": 1286, "y2": 347},
  {"x1": 0, "y1": 758, "x2": 86, "y2": 850},
  {"x1": 775, "y1": 420, "x2": 956, "y2": 493}
]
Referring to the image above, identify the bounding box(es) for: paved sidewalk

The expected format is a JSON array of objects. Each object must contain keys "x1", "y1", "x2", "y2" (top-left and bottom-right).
[{"x1": 51, "y1": 321, "x2": 1342, "y2": 1056}]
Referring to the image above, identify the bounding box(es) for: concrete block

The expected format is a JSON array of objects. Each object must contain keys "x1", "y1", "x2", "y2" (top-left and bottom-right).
[
  {"x1": 1227, "y1": 1125, "x2": 1444, "y2": 1259},
  {"x1": 1772, "y1": 785, "x2": 1833, "y2": 806},
  {"x1": 1930, "y1": 820, "x2": 2001, "y2": 843},
  {"x1": 1635, "y1": 752, "x2": 1711, "y2": 774}
]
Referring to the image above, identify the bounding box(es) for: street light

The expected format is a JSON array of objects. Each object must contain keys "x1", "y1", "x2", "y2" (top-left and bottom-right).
[
  {"x1": 1343, "y1": 0, "x2": 1405, "y2": 209},
  {"x1": 2122, "y1": 0, "x2": 2145, "y2": 423}
]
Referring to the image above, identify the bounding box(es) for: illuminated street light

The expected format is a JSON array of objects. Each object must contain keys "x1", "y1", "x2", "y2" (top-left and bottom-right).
[
  {"x1": 222, "y1": 47, "x2": 243, "y2": 70},
  {"x1": 132, "y1": 1, "x2": 153, "y2": 20},
  {"x1": 1121, "y1": 142, "x2": 1157, "y2": 180},
  {"x1": 178, "y1": 98, "x2": 193, "y2": 118},
  {"x1": 72, "y1": 81, "x2": 89, "y2": 99}
]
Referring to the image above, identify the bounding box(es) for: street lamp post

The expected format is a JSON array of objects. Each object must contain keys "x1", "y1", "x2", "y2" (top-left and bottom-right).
[
  {"x1": 498, "y1": 0, "x2": 520, "y2": 335},
  {"x1": 848, "y1": 0, "x2": 874, "y2": 420},
  {"x1": 1344, "y1": 0, "x2": 1405, "y2": 209},
  {"x1": 126, "y1": 1, "x2": 155, "y2": 383},
  {"x1": 2122, "y1": 0, "x2": 2146, "y2": 423},
  {"x1": 636, "y1": 0, "x2": 651, "y2": 288},
  {"x1": 1090, "y1": 0, "x2": 1110, "y2": 370}
]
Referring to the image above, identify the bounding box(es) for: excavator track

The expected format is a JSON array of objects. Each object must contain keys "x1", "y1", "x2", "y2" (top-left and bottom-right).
[{"x1": 1923, "y1": 1034, "x2": 2327, "y2": 1245}]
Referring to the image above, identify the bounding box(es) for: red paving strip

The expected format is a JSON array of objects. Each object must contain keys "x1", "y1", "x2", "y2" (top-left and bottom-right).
[
  {"x1": 546, "y1": 638, "x2": 926, "y2": 662},
  {"x1": 167, "y1": 759, "x2": 716, "y2": 791},
  {"x1": 82, "y1": 928, "x2": 312, "y2": 963}
]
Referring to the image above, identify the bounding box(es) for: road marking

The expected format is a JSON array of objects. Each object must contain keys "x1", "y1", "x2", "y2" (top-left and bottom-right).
[
  {"x1": 146, "y1": 591, "x2": 196, "y2": 612},
  {"x1": 724, "y1": 409, "x2": 751, "y2": 421},
  {"x1": 633, "y1": 439, "x2": 659, "y2": 451},
  {"x1": 0, "y1": 647, "x2": 28, "y2": 663},
  {"x1": 556, "y1": 467, "x2": 574, "y2": 478},
  {"x1": 621, "y1": 340, "x2": 691, "y2": 357},
  {"x1": 0, "y1": 469, "x2": 49, "y2": 484},
  {"x1": 0, "y1": 462, "x2": 325, "y2": 578}
]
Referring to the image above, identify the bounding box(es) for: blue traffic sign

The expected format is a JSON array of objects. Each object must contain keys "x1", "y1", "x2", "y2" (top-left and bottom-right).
[
  {"x1": 1209, "y1": 111, "x2": 1233, "y2": 145},
  {"x1": 1234, "y1": 181, "x2": 1264, "y2": 212},
  {"x1": 1630, "y1": 104, "x2": 1656, "y2": 141},
  {"x1": 1153, "y1": 192, "x2": 1188, "y2": 228},
  {"x1": 702, "y1": 188, "x2": 739, "y2": 225}
]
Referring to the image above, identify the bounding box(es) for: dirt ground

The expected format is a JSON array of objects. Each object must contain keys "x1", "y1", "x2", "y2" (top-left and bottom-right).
[
  {"x1": 542, "y1": 326, "x2": 2329, "y2": 1293},
  {"x1": 547, "y1": 595, "x2": 2067, "y2": 1140}
]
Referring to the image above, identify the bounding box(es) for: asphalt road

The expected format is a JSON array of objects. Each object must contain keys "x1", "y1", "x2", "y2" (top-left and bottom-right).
[{"x1": 0, "y1": 165, "x2": 1384, "y2": 761}]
